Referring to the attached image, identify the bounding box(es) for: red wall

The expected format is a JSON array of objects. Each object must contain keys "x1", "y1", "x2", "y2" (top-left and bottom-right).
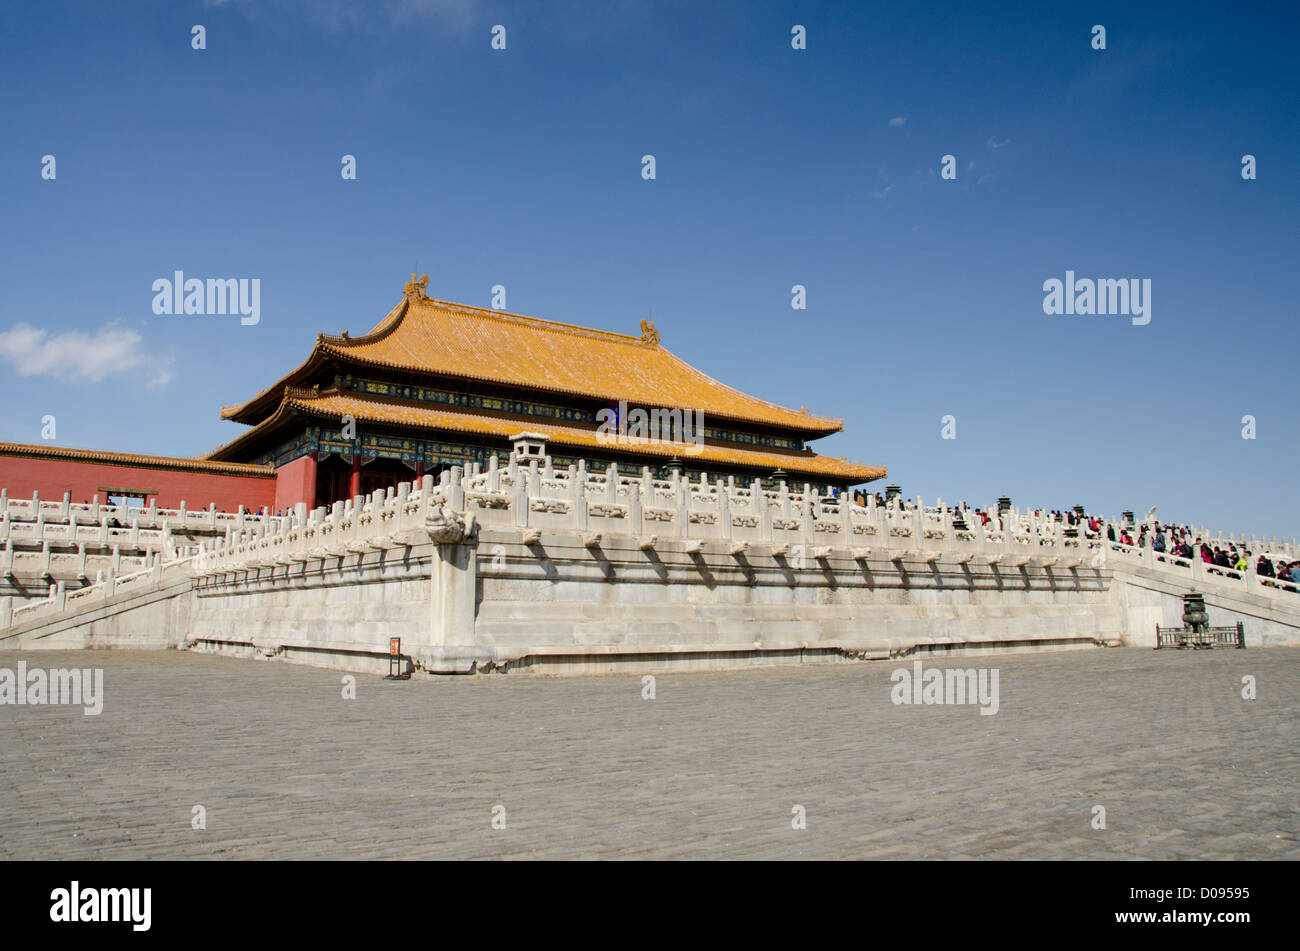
[
  {"x1": 273, "y1": 453, "x2": 316, "y2": 512},
  {"x1": 0, "y1": 454, "x2": 277, "y2": 513}
]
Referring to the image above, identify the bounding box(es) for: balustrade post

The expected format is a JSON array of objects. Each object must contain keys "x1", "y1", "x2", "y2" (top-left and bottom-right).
[
  {"x1": 1245, "y1": 561, "x2": 1260, "y2": 596},
  {"x1": 571, "y1": 469, "x2": 587, "y2": 532},
  {"x1": 759, "y1": 481, "x2": 773, "y2": 542},
  {"x1": 352, "y1": 495, "x2": 366, "y2": 545},
  {"x1": 522, "y1": 460, "x2": 538, "y2": 506},
  {"x1": 450, "y1": 466, "x2": 466, "y2": 512},
  {"x1": 675, "y1": 472, "x2": 691, "y2": 538},
  {"x1": 629, "y1": 482, "x2": 644, "y2": 536},
  {"x1": 396, "y1": 483, "x2": 410, "y2": 531}
]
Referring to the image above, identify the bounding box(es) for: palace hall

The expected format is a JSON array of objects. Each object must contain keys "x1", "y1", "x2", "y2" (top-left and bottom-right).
[{"x1": 0, "y1": 276, "x2": 884, "y2": 511}]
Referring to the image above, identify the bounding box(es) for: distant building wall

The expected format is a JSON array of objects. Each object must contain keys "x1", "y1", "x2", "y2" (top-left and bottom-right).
[{"x1": 0, "y1": 450, "x2": 275, "y2": 512}]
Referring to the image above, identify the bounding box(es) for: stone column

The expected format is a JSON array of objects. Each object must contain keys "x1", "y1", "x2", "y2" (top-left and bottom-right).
[
  {"x1": 426, "y1": 531, "x2": 486, "y2": 673},
  {"x1": 301, "y1": 451, "x2": 318, "y2": 510}
]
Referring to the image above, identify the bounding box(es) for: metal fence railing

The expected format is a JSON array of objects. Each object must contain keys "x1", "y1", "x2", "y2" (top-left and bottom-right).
[{"x1": 1155, "y1": 622, "x2": 1245, "y2": 649}]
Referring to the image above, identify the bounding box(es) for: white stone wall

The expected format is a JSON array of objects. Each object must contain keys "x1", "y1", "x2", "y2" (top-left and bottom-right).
[{"x1": 5, "y1": 460, "x2": 1299, "y2": 674}]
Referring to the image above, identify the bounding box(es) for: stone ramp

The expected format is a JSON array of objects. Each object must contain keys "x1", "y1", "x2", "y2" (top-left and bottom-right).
[{"x1": 0, "y1": 559, "x2": 195, "y2": 651}]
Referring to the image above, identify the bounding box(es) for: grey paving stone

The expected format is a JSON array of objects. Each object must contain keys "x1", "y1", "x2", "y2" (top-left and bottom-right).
[{"x1": 0, "y1": 647, "x2": 1296, "y2": 859}]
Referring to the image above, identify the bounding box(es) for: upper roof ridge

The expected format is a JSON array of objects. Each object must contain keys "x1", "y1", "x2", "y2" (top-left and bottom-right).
[{"x1": 422, "y1": 296, "x2": 648, "y2": 346}]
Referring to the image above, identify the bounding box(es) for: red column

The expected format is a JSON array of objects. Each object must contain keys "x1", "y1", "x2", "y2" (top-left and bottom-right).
[
  {"x1": 415, "y1": 460, "x2": 425, "y2": 482},
  {"x1": 304, "y1": 451, "x2": 318, "y2": 510},
  {"x1": 350, "y1": 454, "x2": 362, "y2": 498}
]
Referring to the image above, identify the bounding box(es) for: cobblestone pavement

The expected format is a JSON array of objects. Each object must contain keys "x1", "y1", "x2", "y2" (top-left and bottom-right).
[{"x1": 1, "y1": 647, "x2": 1296, "y2": 860}]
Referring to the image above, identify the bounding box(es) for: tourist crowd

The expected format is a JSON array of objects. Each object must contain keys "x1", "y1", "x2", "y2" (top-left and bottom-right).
[{"x1": 841, "y1": 492, "x2": 1300, "y2": 591}]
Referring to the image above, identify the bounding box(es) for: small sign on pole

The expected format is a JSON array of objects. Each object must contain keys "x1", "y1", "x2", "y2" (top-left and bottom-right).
[{"x1": 385, "y1": 637, "x2": 409, "y2": 679}]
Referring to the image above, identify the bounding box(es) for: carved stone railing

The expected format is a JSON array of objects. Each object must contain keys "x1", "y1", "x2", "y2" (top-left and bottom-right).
[
  {"x1": 0, "y1": 489, "x2": 273, "y2": 564},
  {"x1": 6, "y1": 452, "x2": 1299, "y2": 633}
]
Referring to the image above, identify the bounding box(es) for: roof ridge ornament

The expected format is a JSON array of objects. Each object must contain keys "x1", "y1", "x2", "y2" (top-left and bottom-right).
[
  {"x1": 639, "y1": 318, "x2": 659, "y2": 347},
  {"x1": 405, "y1": 273, "x2": 429, "y2": 302}
]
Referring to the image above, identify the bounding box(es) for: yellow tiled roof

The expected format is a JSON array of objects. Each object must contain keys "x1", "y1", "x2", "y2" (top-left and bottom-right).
[
  {"x1": 0, "y1": 441, "x2": 275, "y2": 477},
  {"x1": 234, "y1": 388, "x2": 882, "y2": 482},
  {"x1": 222, "y1": 292, "x2": 844, "y2": 435}
]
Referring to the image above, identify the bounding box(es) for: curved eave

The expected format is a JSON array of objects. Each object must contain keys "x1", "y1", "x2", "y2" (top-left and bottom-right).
[
  {"x1": 207, "y1": 399, "x2": 307, "y2": 462},
  {"x1": 218, "y1": 349, "x2": 336, "y2": 425},
  {"x1": 223, "y1": 387, "x2": 884, "y2": 483}
]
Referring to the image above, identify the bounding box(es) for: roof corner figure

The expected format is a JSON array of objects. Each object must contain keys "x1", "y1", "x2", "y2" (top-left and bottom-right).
[{"x1": 405, "y1": 273, "x2": 429, "y2": 302}]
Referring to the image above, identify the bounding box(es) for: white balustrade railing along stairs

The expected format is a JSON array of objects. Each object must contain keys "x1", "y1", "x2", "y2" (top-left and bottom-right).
[{"x1": 4, "y1": 453, "x2": 1298, "y2": 631}]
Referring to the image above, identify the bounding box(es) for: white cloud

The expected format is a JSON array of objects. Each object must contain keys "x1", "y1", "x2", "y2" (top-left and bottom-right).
[
  {"x1": 987, "y1": 136, "x2": 1010, "y2": 149},
  {"x1": 889, "y1": 116, "x2": 908, "y2": 127},
  {"x1": 0, "y1": 321, "x2": 174, "y2": 388},
  {"x1": 871, "y1": 185, "x2": 894, "y2": 199}
]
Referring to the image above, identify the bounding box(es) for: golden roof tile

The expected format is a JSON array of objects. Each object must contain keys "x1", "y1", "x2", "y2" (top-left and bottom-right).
[{"x1": 223, "y1": 290, "x2": 845, "y2": 435}]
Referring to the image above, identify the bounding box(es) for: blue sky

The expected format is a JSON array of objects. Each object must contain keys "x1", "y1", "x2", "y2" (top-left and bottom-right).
[{"x1": 1, "y1": 0, "x2": 1296, "y2": 536}]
